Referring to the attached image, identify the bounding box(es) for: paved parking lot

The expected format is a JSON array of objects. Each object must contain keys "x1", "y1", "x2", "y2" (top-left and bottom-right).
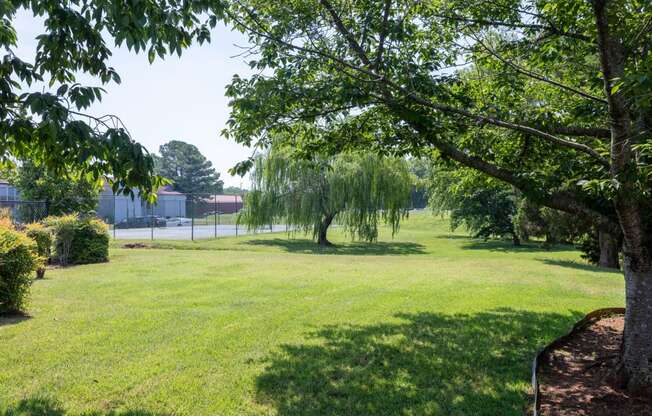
[{"x1": 113, "y1": 224, "x2": 287, "y2": 240}]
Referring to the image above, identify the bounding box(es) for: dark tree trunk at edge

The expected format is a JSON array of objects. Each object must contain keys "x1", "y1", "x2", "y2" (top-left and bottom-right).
[
  {"x1": 621, "y1": 255, "x2": 652, "y2": 395},
  {"x1": 317, "y1": 213, "x2": 335, "y2": 246},
  {"x1": 599, "y1": 230, "x2": 620, "y2": 269}
]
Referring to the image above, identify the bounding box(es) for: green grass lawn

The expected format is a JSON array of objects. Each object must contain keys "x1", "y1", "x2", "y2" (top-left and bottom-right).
[{"x1": 0, "y1": 212, "x2": 624, "y2": 416}]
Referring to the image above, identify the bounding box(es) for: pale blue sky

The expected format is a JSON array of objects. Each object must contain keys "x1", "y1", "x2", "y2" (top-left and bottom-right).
[{"x1": 13, "y1": 11, "x2": 254, "y2": 187}]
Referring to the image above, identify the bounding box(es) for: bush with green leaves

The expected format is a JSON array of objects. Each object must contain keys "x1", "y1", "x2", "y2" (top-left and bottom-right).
[
  {"x1": 25, "y1": 223, "x2": 52, "y2": 279},
  {"x1": 44, "y1": 215, "x2": 109, "y2": 266},
  {"x1": 0, "y1": 226, "x2": 40, "y2": 314},
  {"x1": 428, "y1": 168, "x2": 521, "y2": 245},
  {"x1": 69, "y1": 218, "x2": 109, "y2": 265}
]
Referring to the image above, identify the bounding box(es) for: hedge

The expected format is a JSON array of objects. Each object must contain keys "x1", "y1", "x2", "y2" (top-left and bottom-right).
[
  {"x1": 0, "y1": 225, "x2": 40, "y2": 314},
  {"x1": 44, "y1": 215, "x2": 109, "y2": 266}
]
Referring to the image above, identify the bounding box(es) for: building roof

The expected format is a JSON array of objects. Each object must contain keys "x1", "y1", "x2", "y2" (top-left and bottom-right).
[
  {"x1": 157, "y1": 185, "x2": 185, "y2": 196},
  {"x1": 202, "y1": 194, "x2": 243, "y2": 203}
]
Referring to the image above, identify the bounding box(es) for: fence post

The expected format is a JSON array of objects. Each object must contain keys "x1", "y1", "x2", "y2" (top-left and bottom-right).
[
  {"x1": 214, "y1": 193, "x2": 217, "y2": 239},
  {"x1": 191, "y1": 194, "x2": 194, "y2": 241},
  {"x1": 235, "y1": 194, "x2": 238, "y2": 237},
  {"x1": 113, "y1": 194, "x2": 116, "y2": 239},
  {"x1": 150, "y1": 203, "x2": 154, "y2": 241}
]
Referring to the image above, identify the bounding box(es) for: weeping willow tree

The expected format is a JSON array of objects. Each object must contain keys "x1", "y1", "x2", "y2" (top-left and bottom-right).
[{"x1": 239, "y1": 151, "x2": 412, "y2": 246}]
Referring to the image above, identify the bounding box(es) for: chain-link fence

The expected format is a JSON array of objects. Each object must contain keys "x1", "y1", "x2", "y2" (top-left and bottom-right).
[
  {"x1": 0, "y1": 200, "x2": 48, "y2": 224},
  {"x1": 98, "y1": 192, "x2": 284, "y2": 240}
]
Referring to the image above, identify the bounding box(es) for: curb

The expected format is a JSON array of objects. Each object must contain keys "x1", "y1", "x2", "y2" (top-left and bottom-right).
[{"x1": 530, "y1": 307, "x2": 626, "y2": 416}]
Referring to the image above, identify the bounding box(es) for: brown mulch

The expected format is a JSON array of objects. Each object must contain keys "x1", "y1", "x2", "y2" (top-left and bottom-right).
[
  {"x1": 122, "y1": 242, "x2": 150, "y2": 249},
  {"x1": 538, "y1": 316, "x2": 652, "y2": 416}
]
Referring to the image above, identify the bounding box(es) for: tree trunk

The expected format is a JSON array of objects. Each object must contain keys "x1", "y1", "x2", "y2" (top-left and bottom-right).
[
  {"x1": 317, "y1": 213, "x2": 334, "y2": 246},
  {"x1": 591, "y1": 0, "x2": 652, "y2": 394},
  {"x1": 511, "y1": 233, "x2": 520, "y2": 247},
  {"x1": 599, "y1": 230, "x2": 620, "y2": 269},
  {"x1": 621, "y1": 255, "x2": 652, "y2": 395}
]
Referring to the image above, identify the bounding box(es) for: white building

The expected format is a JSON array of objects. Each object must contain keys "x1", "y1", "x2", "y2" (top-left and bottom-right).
[
  {"x1": 97, "y1": 184, "x2": 187, "y2": 223},
  {"x1": 152, "y1": 187, "x2": 186, "y2": 218},
  {"x1": 0, "y1": 180, "x2": 19, "y2": 201}
]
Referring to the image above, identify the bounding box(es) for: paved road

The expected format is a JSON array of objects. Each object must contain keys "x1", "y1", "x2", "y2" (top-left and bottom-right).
[{"x1": 113, "y1": 224, "x2": 288, "y2": 240}]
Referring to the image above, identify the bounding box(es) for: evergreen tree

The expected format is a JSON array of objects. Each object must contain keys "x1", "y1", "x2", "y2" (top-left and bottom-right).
[{"x1": 156, "y1": 140, "x2": 223, "y2": 196}]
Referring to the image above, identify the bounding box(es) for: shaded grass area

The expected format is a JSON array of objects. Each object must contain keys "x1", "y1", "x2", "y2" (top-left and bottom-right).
[
  {"x1": 0, "y1": 313, "x2": 30, "y2": 328},
  {"x1": 1, "y1": 397, "x2": 166, "y2": 416},
  {"x1": 1, "y1": 213, "x2": 624, "y2": 415},
  {"x1": 458, "y1": 239, "x2": 578, "y2": 253},
  {"x1": 243, "y1": 238, "x2": 427, "y2": 255},
  {"x1": 255, "y1": 308, "x2": 583, "y2": 416}
]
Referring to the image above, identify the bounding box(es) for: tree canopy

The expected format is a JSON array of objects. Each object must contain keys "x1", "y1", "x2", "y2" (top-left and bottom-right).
[
  {"x1": 1, "y1": 1, "x2": 224, "y2": 198},
  {"x1": 429, "y1": 167, "x2": 521, "y2": 245},
  {"x1": 219, "y1": 0, "x2": 652, "y2": 392},
  {"x1": 239, "y1": 149, "x2": 412, "y2": 245},
  {"x1": 156, "y1": 140, "x2": 223, "y2": 196},
  {"x1": 12, "y1": 160, "x2": 99, "y2": 216},
  {"x1": 426, "y1": 165, "x2": 619, "y2": 266}
]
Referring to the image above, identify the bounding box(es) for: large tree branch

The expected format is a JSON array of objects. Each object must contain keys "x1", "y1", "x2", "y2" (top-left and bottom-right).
[
  {"x1": 376, "y1": 88, "x2": 611, "y2": 167},
  {"x1": 436, "y1": 141, "x2": 618, "y2": 233},
  {"x1": 403, "y1": 119, "x2": 619, "y2": 234},
  {"x1": 427, "y1": 12, "x2": 594, "y2": 43},
  {"x1": 313, "y1": 1, "x2": 610, "y2": 166},
  {"x1": 318, "y1": 0, "x2": 373, "y2": 66},
  {"x1": 593, "y1": 0, "x2": 645, "y2": 259},
  {"x1": 593, "y1": 0, "x2": 630, "y2": 173},
  {"x1": 230, "y1": 1, "x2": 610, "y2": 167},
  {"x1": 226, "y1": 4, "x2": 382, "y2": 80},
  {"x1": 472, "y1": 36, "x2": 608, "y2": 104},
  {"x1": 374, "y1": 0, "x2": 392, "y2": 70}
]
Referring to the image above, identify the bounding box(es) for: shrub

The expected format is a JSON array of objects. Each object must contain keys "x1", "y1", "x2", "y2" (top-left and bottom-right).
[
  {"x1": 44, "y1": 215, "x2": 109, "y2": 265},
  {"x1": 43, "y1": 214, "x2": 77, "y2": 266},
  {"x1": 69, "y1": 217, "x2": 109, "y2": 265},
  {"x1": 0, "y1": 226, "x2": 40, "y2": 314},
  {"x1": 0, "y1": 207, "x2": 14, "y2": 230},
  {"x1": 25, "y1": 223, "x2": 52, "y2": 279}
]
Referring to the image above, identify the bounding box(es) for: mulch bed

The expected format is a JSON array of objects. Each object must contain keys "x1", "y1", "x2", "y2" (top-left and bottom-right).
[
  {"x1": 538, "y1": 315, "x2": 652, "y2": 416},
  {"x1": 122, "y1": 242, "x2": 150, "y2": 249}
]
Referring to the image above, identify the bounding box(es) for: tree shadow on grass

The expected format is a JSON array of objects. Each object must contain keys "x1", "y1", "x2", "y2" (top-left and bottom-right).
[
  {"x1": 539, "y1": 258, "x2": 622, "y2": 274},
  {"x1": 255, "y1": 308, "x2": 583, "y2": 416},
  {"x1": 244, "y1": 238, "x2": 427, "y2": 255},
  {"x1": 451, "y1": 237, "x2": 577, "y2": 253},
  {"x1": 0, "y1": 312, "x2": 30, "y2": 328},
  {"x1": 1, "y1": 397, "x2": 171, "y2": 416}
]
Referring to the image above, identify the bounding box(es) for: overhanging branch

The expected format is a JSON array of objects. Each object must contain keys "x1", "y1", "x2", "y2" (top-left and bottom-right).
[{"x1": 229, "y1": 1, "x2": 610, "y2": 168}]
